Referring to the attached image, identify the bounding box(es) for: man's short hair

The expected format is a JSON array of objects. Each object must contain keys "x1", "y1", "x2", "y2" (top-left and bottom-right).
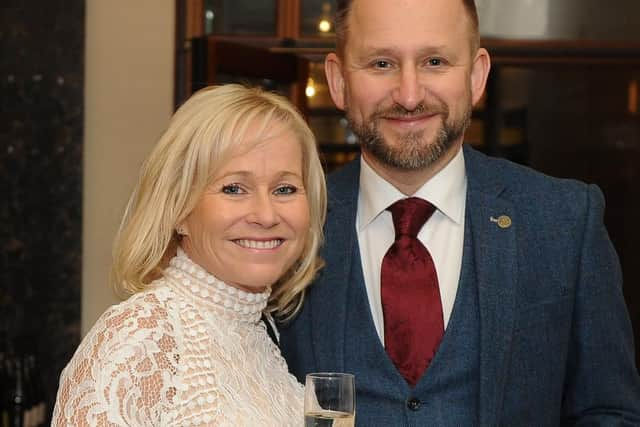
[{"x1": 334, "y1": 0, "x2": 480, "y2": 56}]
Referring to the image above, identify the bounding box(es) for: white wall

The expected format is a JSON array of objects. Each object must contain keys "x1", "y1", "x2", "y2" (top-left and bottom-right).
[
  {"x1": 478, "y1": 0, "x2": 554, "y2": 39},
  {"x1": 83, "y1": 0, "x2": 175, "y2": 334},
  {"x1": 478, "y1": 0, "x2": 640, "y2": 40}
]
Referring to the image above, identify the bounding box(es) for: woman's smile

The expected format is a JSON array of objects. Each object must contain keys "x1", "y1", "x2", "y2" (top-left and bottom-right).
[{"x1": 233, "y1": 238, "x2": 284, "y2": 250}]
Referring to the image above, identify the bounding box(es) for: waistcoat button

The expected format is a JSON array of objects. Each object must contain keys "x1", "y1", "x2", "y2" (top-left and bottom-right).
[{"x1": 407, "y1": 398, "x2": 421, "y2": 411}]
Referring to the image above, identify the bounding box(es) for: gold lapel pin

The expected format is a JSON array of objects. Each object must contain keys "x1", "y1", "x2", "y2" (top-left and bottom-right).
[{"x1": 490, "y1": 215, "x2": 512, "y2": 229}]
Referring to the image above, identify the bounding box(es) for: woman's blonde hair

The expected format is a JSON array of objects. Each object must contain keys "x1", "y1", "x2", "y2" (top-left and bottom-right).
[{"x1": 111, "y1": 84, "x2": 326, "y2": 320}]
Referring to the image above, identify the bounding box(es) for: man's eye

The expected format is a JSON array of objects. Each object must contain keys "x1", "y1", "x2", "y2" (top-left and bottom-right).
[
  {"x1": 372, "y1": 60, "x2": 393, "y2": 69},
  {"x1": 274, "y1": 185, "x2": 297, "y2": 195},
  {"x1": 427, "y1": 58, "x2": 443, "y2": 66},
  {"x1": 222, "y1": 184, "x2": 243, "y2": 194}
]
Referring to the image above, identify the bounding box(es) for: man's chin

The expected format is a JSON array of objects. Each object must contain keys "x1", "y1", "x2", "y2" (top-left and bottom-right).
[{"x1": 364, "y1": 133, "x2": 458, "y2": 171}]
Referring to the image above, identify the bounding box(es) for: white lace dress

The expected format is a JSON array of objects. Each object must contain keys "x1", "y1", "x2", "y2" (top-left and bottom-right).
[{"x1": 52, "y1": 250, "x2": 304, "y2": 426}]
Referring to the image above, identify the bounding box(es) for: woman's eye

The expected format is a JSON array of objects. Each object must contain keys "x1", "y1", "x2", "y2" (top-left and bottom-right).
[
  {"x1": 222, "y1": 184, "x2": 244, "y2": 194},
  {"x1": 274, "y1": 185, "x2": 297, "y2": 195}
]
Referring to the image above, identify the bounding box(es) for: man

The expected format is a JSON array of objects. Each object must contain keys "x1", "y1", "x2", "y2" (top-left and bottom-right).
[{"x1": 279, "y1": 0, "x2": 640, "y2": 425}]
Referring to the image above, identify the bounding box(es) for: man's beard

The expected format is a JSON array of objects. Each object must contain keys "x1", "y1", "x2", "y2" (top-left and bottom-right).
[{"x1": 347, "y1": 101, "x2": 471, "y2": 170}]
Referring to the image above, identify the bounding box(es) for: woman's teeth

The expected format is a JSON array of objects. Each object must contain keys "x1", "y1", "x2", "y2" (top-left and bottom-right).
[{"x1": 234, "y1": 239, "x2": 282, "y2": 249}]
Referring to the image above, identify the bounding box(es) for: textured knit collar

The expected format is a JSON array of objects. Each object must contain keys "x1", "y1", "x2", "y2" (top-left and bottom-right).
[{"x1": 163, "y1": 248, "x2": 271, "y2": 323}]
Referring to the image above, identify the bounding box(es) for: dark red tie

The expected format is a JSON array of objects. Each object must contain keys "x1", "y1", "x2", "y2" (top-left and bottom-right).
[{"x1": 381, "y1": 197, "x2": 444, "y2": 387}]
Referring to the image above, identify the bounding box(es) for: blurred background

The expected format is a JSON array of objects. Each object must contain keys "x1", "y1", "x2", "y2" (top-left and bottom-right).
[{"x1": 1, "y1": 0, "x2": 639, "y2": 423}]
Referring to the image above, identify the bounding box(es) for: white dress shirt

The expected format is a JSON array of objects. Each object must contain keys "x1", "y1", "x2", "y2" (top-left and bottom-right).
[{"x1": 356, "y1": 147, "x2": 467, "y2": 344}]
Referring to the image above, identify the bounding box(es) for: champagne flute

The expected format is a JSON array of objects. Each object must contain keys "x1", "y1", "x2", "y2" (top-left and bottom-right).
[{"x1": 304, "y1": 372, "x2": 355, "y2": 427}]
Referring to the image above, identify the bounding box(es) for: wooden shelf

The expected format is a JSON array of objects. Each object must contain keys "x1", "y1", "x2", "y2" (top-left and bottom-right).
[
  {"x1": 267, "y1": 38, "x2": 640, "y2": 66},
  {"x1": 483, "y1": 38, "x2": 640, "y2": 66}
]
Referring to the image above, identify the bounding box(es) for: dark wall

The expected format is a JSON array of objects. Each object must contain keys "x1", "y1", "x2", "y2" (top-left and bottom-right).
[
  {"x1": 526, "y1": 67, "x2": 640, "y2": 369},
  {"x1": 1, "y1": 0, "x2": 84, "y2": 417}
]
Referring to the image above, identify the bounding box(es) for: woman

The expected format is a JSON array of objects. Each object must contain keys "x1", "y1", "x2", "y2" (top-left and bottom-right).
[{"x1": 52, "y1": 84, "x2": 327, "y2": 426}]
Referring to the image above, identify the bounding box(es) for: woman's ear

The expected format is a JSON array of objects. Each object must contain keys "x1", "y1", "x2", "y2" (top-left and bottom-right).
[
  {"x1": 176, "y1": 223, "x2": 189, "y2": 236},
  {"x1": 470, "y1": 48, "x2": 491, "y2": 106},
  {"x1": 325, "y1": 52, "x2": 346, "y2": 110}
]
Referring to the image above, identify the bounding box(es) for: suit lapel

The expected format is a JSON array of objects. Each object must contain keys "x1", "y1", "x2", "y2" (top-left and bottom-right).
[
  {"x1": 463, "y1": 146, "x2": 517, "y2": 427},
  {"x1": 310, "y1": 160, "x2": 361, "y2": 373}
]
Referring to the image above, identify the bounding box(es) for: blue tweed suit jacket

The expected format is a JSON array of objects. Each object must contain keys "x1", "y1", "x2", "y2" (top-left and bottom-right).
[{"x1": 280, "y1": 145, "x2": 640, "y2": 426}]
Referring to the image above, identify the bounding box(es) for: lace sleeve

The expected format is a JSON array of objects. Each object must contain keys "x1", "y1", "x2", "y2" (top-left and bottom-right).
[{"x1": 52, "y1": 291, "x2": 181, "y2": 426}]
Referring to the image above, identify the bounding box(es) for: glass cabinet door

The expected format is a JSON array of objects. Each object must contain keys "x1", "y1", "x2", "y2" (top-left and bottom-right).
[
  {"x1": 300, "y1": 0, "x2": 337, "y2": 37},
  {"x1": 304, "y1": 60, "x2": 359, "y2": 170},
  {"x1": 203, "y1": 0, "x2": 277, "y2": 35}
]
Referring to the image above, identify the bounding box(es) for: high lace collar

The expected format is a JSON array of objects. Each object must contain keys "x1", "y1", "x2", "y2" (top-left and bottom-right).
[{"x1": 163, "y1": 248, "x2": 271, "y2": 323}]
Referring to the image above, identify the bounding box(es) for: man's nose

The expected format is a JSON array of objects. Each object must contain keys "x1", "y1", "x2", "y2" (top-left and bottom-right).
[{"x1": 392, "y1": 67, "x2": 424, "y2": 111}]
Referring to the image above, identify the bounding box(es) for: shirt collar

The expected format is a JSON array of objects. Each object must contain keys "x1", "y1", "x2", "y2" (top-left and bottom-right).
[{"x1": 357, "y1": 146, "x2": 467, "y2": 231}]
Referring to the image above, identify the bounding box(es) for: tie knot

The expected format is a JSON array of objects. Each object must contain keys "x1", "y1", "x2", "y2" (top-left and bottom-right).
[{"x1": 388, "y1": 197, "x2": 435, "y2": 238}]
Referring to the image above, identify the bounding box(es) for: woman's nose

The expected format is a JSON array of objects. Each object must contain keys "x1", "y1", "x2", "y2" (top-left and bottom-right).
[{"x1": 247, "y1": 191, "x2": 280, "y2": 227}]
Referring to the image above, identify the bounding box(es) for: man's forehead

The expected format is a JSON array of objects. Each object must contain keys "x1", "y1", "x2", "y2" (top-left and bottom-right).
[
  {"x1": 346, "y1": 0, "x2": 472, "y2": 51},
  {"x1": 350, "y1": 0, "x2": 466, "y2": 18}
]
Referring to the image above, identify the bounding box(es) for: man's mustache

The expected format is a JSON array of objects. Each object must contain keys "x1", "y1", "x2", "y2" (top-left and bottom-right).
[{"x1": 372, "y1": 102, "x2": 448, "y2": 120}]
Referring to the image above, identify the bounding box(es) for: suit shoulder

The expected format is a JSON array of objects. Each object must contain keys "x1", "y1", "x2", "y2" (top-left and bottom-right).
[
  {"x1": 326, "y1": 158, "x2": 360, "y2": 191},
  {"x1": 324, "y1": 158, "x2": 361, "y2": 210}
]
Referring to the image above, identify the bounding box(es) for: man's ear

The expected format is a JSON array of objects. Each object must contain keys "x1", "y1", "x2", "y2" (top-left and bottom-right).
[
  {"x1": 325, "y1": 52, "x2": 346, "y2": 110},
  {"x1": 470, "y1": 48, "x2": 491, "y2": 106}
]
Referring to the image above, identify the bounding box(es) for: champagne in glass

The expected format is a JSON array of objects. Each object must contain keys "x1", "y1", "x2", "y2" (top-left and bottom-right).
[{"x1": 304, "y1": 372, "x2": 355, "y2": 427}]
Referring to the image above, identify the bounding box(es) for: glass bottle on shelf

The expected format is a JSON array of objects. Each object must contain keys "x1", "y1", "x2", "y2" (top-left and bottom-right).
[
  {"x1": 25, "y1": 355, "x2": 45, "y2": 427},
  {"x1": 7, "y1": 356, "x2": 25, "y2": 427},
  {"x1": 1, "y1": 352, "x2": 8, "y2": 427}
]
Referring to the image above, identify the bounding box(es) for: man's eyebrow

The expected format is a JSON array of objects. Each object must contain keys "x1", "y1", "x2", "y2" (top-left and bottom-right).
[{"x1": 355, "y1": 44, "x2": 451, "y2": 59}]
